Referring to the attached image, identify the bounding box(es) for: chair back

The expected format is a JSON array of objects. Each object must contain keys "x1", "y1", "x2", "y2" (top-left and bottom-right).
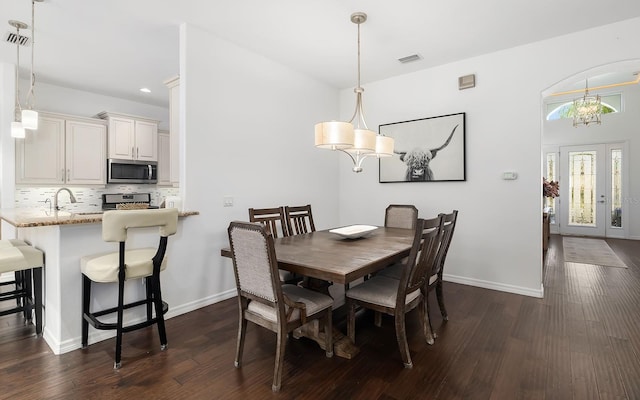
[
  {"x1": 284, "y1": 205, "x2": 316, "y2": 235},
  {"x1": 432, "y1": 210, "x2": 459, "y2": 277},
  {"x1": 228, "y1": 221, "x2": 283, "y2": 305},
  {"x1": 384, "y1": 204, "x2": 418, "y2": 229},
  {"x1": 398, "y1": 216, "x2": 443, "y2": 302},
  {"x1": 248, "y1": 207, "x2": 289, "y2": 238},
  {"x1": 102, "y1": 208, "x2": 179, "y2": 242}
]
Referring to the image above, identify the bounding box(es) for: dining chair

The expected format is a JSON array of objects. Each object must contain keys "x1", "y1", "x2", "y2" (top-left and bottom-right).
[
  {"x1": 227, "y1": 221, "x2": 333, "y2": 392},
  {"x1": 384, "y1": 204, "x2": 418, "y2": 229},
  {"x1": 345, "y1": 215, "x2": 443, "y2": 368},
  {"x1": 248, "y1": 207, "x2": 290, "y2": 238},
  {"x1": 430, "y1": 210, "x2": 459, "y2": 325},
  {"x1": 81, "y1": 208, "x2": 178, "y2": 369},
  {"x1": 284, "y1": 204, "x2": 316, "y2": 235}
]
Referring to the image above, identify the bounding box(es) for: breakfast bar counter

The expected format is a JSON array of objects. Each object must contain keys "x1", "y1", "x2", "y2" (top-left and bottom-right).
[{"x1": 0, "y1": 208, "x2": 199, "y2": 355}]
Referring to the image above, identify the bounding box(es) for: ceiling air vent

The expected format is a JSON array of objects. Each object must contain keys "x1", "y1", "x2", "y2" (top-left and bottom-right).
[
  {"x1": 4, "y1": 31, "x2": 31, "y2": 46},
  {"x1": 398, "y1": 54, "x2": 422, "y2": 64}
]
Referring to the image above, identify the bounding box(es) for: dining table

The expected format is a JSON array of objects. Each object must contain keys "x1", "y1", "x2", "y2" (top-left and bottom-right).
[{"x1": 220, "y1": 225, "x2": 415, "y2": 358}]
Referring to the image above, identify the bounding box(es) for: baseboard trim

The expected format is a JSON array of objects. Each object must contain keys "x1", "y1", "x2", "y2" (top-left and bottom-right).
[
  {"x1": 45, "y1": 288, "x2": 238, "y2": 355},
  {"x1": 443, "y1": 273, "x2": 544, "y2": 298}
]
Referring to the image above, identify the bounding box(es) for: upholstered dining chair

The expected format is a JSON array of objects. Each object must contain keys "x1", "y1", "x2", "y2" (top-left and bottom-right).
[
  {"x1": 248, "y1": 207, "x2": 289, "y2": 238},
  {"x1": 284, "y1": 204, "x2": 316, "y2": 235},
  {"x1": 346, "y1": 215, "x2": 443, "y2": 368},
  {"x1": 81, "y1": 208, "x2": 179, "y2": 369},
  {"x1": 227, "y1": 221, "x2": 333, "y2": 392},
  {"x1": 384, "y1": 204, "x2": 419, "y2": 229}
]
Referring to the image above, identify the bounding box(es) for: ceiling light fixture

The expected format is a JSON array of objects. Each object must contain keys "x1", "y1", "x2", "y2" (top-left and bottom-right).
[
  {"x1": 314, "y1": 12, "x2": 394, "y2": 173},
  {"x1": 573, "y1": 79, "x2": 602, "y2": 127},
  {"x1": 9, "y1": 19, "x2": 27, "y2": 138},
  {"x1": 140, "y1": 87, "x2": 151, "y2": 93},
  {"x1": 21, "y1": 0, "x2": 43, "y2": 131}
]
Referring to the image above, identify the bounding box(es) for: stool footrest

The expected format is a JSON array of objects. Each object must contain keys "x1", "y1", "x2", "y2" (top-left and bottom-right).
[{"x1": 83, "y1": 299, "x2": 168, "y2": 332}]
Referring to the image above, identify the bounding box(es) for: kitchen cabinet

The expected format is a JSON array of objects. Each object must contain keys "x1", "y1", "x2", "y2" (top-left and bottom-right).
[
  {"x1": 164, "y1": 76, "x2": 180, "y2": 185},
  {"x1": 16, "y1": 112, "x2": 107, "y2": 185},
  {"x1": 157, "y1": 130, "x2": 171, "y2": 185},
  {"x1": 97, "y1": 111, "x2": 159, "y2": 162}
]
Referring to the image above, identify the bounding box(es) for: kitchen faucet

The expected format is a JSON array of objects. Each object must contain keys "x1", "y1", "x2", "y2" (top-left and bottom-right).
[{"x1": 54, "y1": 188, "x2": 77, "y2": 211}]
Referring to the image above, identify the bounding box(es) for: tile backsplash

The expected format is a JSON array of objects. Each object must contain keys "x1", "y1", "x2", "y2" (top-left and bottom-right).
[{"x1": 15, "y1": 185, "x2": 180, "y2": 212}]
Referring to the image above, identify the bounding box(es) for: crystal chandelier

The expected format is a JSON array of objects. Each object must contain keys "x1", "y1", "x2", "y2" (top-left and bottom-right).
[
  {"x1": 573, "y1": 79, "x2": 602, "y2": 127},
  {"x1": 314, "y1": 12, "x2": 394, "y2": 173}
]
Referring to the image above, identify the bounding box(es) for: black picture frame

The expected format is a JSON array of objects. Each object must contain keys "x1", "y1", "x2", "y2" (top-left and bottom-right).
[{"x1": 379, "y1": 112, "x2": 466, "y2": 183}]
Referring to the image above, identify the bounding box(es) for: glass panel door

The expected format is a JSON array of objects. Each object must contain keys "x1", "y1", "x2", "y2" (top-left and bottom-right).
[
  {"x1": 559, "y1": 143, "x2": 627, "y2": 238},
  {"x1": 560, "y1": 144, "x2": 606, "y2": 237}
]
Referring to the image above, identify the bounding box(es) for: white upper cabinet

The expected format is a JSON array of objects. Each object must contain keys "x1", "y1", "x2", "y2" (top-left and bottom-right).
[
  {"x1": 157, "y1": 130, "x2": 171, "y2": 186},
  {"x1": 97, "y1": 112, "x2": 159, "y2": 161},
  {"x1": 16, "y1": 112, "x2": 106, "y2": 185}
]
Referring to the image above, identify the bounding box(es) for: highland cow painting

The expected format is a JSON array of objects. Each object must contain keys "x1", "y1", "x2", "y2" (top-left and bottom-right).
[{"x1": 379, "y1": 113, "x2": 466, "y2": 183}]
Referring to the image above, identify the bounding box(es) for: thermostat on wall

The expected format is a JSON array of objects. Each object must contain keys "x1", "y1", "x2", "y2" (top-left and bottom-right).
[{"x1": 502, "y1": 172, "x2": 518, "y2": 180}]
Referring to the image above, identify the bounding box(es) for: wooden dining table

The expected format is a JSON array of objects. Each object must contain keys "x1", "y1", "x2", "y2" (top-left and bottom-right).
[{"x1": 220, "y1": 225, "x2": 415, "y2": 358}]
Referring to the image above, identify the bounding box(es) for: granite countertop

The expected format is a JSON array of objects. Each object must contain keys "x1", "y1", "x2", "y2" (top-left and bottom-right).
[{"x1": 0, "y1": 208, "x2": 199, "y2": 228}]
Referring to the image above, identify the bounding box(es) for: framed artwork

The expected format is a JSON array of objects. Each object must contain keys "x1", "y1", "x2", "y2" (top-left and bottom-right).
[{"x1": 379, "y1": 112, "x2": 466, "y2": 183}]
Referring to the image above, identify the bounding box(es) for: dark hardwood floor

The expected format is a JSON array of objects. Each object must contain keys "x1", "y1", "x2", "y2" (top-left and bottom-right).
[{"x1": 1, "y1": 235, "x2": 639, "y2": 399}]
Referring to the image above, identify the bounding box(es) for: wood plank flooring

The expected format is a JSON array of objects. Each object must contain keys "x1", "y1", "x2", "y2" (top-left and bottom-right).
[{"x1": 1, "y1": 235, "x2": 639, "y2": 399}]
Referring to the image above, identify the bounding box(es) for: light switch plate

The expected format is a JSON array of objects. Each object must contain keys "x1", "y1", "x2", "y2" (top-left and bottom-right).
[
  {"x1": 502, "y1": 172, "x2": 518, "y2": 180},
  {"x1": 223, "y1": 196, "x2": 234, "y2": 207}
]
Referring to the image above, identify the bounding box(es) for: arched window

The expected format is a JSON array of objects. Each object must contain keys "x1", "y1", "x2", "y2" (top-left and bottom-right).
[{"x1": 545, "y1": 93, "x2": 621, "y2": 121}]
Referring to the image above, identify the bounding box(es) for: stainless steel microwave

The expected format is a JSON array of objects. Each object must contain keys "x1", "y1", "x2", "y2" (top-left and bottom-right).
[{"x1": 107, "y1": 159, "x2": 157, "y2": 184}]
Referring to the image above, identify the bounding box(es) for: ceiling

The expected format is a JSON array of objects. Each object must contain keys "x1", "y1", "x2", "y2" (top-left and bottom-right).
[{"x1": 2, "y1": 0, "x2": 640, "y2": 108}]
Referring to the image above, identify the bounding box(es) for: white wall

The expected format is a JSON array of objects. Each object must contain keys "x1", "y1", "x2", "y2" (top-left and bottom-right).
[
  {"x1": 22, "y1": 80, "x2": 170, "y2": 130},
  {"x1": 178, "y1": 23, "x2": 341, "y2": 302},
  {"x1": 544, "y1": 80, "x2": 640, "y2": 239},
  {"x1": 337, "y1": 17, "x2": 640, "y2": 297}
]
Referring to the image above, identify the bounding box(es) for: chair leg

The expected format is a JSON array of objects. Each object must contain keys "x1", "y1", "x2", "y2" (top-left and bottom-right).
[
  {"x1": 32, "y1": 267, "x2": 43, "y2": 336},
  {"x1": 394, "y1": 312, "x2": 412, "y2": 368},
  {"x1": 145, "y1": 276, "x2": 153, "y2": 321},
  {"x1": 114, "y1": 276, "x2": 126, "y2": 369},
  {"x1": 81, "y1": 274, "x2": 91, "y2": 348},
  {"x1": 14, "y1": 271, "x2": 23, "y2": 307},
  {"x1": 151, "y1": 275, "x2": 168, "y2": 350},
  {"x1": 234, "y1": 313, "x2": 247, "y2": 368},
  {"x1": 436, "y1": 279, "x2": 448, "y2": 321},
  {"x1": 420, "y1": 292, "x2": 435, "y2": 345},
  {"x1": 324, "y1": 308, "x2": 333, "y2": 358},
  {"x1": 22, "y1": 269, "x2": 33, "y2": 322},
  {"x1": 424, "y1": 291, "x2": 436, "y2": 344},
  {"x1": 347, "y1": 299, "x2": 356, "y2": 343},
  {"x1": 374, "y1": 311, "x2": 382, "y2": 327},
  {"x1": 272, "y1": 327, "x2": 287, "y2": 392}
]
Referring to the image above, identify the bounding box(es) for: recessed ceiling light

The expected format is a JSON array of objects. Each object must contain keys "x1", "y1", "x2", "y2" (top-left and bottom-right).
[{"x1": 139, "y1": 88, "x2": 151, "y2": 93}]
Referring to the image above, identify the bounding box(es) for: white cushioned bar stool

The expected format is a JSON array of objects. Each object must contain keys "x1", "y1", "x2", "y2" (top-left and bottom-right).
[
  {"x1": 0, "y1": 240, "x2": 44, "y2": 335},
  {"x1": 81, "y1": 208, "x2": 179, "y2": 369}
]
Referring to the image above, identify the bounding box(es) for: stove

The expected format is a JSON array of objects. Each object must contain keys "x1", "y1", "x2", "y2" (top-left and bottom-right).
[{"x1": 102, "y1": 193, "x2": 158, "y2": 210}]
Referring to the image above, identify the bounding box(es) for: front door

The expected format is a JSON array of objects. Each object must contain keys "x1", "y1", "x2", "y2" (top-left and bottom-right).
[{"x1": 559, "y1": 143, "x2": 626, "y2": 238}]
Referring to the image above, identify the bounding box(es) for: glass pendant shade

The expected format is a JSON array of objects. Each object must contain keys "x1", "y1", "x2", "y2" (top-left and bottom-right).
[
  {"x1": 21, "y1": 109, "x2": 38, "y2": 130},
  {"x1": 315, "y1": 121, "x2": 354, "y2": 149},
  {"x1": 11, "y1": 121, "x2": 25, "y2": 138}
]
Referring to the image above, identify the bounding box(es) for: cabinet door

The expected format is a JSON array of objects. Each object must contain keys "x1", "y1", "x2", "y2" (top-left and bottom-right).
[
  {"x1": 16, "y1": 116, "x2": 65, "y2": 184},
  {"x1": 157, "y1": 131, "x2": 171, "y2": 185},
  {"x1": 108, "y1": 116, "x2": 135, "y2": 159},
  {"x1": 134, "y1": 120, "x2": 158, "y2": 161},
  {"x1": 66, "y1": 120, "x2": 107, "y2": 185}
]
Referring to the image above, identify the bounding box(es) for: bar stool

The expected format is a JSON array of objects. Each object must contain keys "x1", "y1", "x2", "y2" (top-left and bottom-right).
[
  {"x1": 0, "y1": 240, "x2": 44, "y2": 335},
  {"x1": 81, "y1": 208, "x2": 178, "y2": 369}
]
